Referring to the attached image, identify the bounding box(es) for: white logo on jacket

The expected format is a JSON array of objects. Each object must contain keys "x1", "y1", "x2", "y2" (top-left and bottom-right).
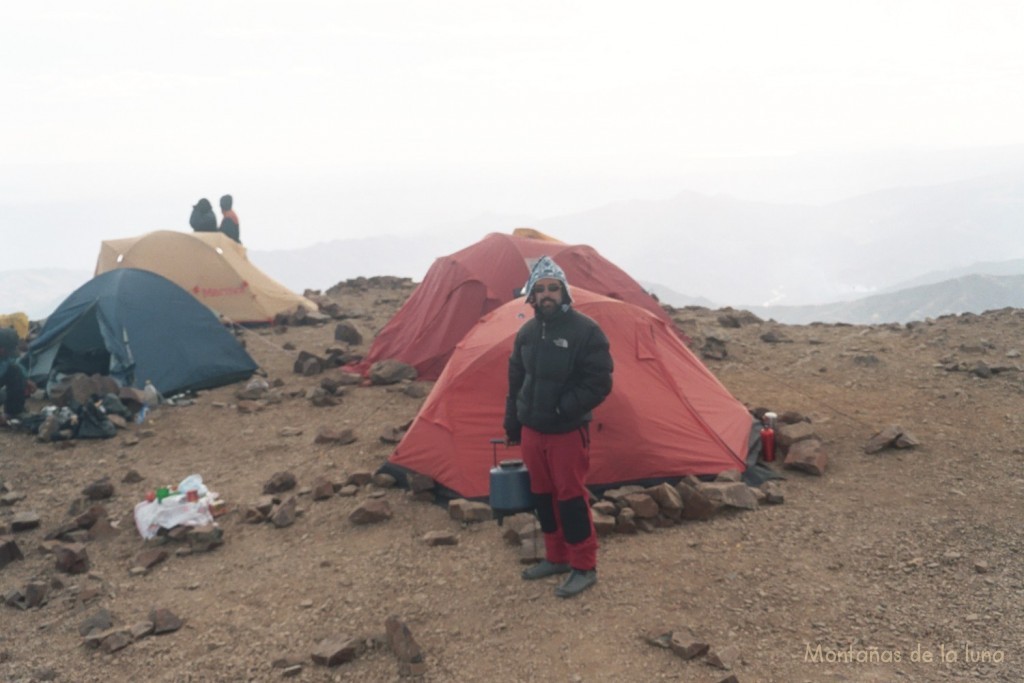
[{"x1": 552, "y1": 338, "x2": 568, "y2": 348}]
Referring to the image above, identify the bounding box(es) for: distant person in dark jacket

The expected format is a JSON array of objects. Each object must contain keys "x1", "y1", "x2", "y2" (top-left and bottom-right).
[
  {"x1": 0, "y1": 327, "x2": 27, "y2": 423},
  {"x1": 189, "y1": 198, "x2": 217, "y2": 232},
  {"x1": 219, "y1": 194, "x2": 240, "y2": 243},
  {"x1": 504, "y1": 256, "x2": 613, "y2": 598}
]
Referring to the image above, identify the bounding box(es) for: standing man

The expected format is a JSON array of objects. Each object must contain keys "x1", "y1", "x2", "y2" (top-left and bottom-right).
[
  {"x1": 504, "y1": 256, "x2": 613, "y2": 598},
  {"x1": 219, "y1": 194, "x2": 240, "y2": 243}
]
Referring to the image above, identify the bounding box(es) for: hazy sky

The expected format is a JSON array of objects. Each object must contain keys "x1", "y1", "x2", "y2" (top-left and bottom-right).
[{"x1": 3, "y1": 0, "x2": 1024, "y2": 272}]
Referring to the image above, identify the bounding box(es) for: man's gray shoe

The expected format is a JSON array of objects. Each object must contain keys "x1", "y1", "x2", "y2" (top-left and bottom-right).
[
  {"x1": 554, "y1": 569, "x2": 597, "y2": 598},
  {"x1": 521, "y1": 560, "x2": 571, "y2": 581}
]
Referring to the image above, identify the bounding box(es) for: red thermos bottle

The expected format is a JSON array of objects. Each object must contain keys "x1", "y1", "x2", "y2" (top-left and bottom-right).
[{"x1": 760, "y1": 426, "x2": 775, "y2": 462}]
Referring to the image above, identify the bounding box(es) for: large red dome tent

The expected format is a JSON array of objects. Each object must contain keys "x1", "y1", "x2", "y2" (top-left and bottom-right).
[
  {"x1": 383, "y1": 288, "x2": 755, "y2": 500},
  {"x1": 350, "y1": 230, "x2": 678, "y2": 381}
]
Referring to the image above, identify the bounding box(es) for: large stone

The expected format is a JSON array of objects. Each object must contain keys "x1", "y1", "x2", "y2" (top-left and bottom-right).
[
  {"x1": 333, "y1": 321, "x2": 364, "y2": 345},
  {"x1": 236, "y1": 399, "x2": 266, "y2": 414},
  {"x1": 149, "y1": 607, "x2": 184, "y2": 634},
  {"x1": 369, "y1": 359, "x2": 418, "y2": 385},
  {"x1": 385, "y1": 615, "x2": 427, "y2": 676},
  {"x1": 131, "y1": 548, "x2": 168, "y2": 572},
  {"x1": 784, "y1": 438, "x2": 828, "y2": 475},
  {"x1": 348, "y1": 499, "x2": 393, "y2": 525},
  {"x1": 670, "y1": 628, "x2": 710, "y2": 660},
  {"x1": 271, "y1": 497, "x2": 299, "y2": 528},
  {"x1": 315, "y1": 427, "x2": 357, "y2": 445},
  {"x1": 422, "y1": 531, "x2": 458, "y2": 546},
  {"x1": 10, "y1": 512, "x2": 41, "y2": 532},
  {"x1": 518, "y1": 538, "x2": 545, "y2": 563},
  {"x1": 131, "y1": 621, "x2": 155, "y2": 639},
  {"x1": 593, "y1": 511, "x2": 616, "y2": 536},
  {"x1": 293, "y1": 351, "x2": 325, "y2": 376},
  {"x1": 714, "y1": 469, "x2": 742, "y2": 483},
  {"x1": 82, "y1": 478, "x2": 115, "y2": 500},
  {"x1": 615, "y1": 508, "x2": 639, "y2": 534},
  {"x1": 311, "y1": 636, "x2": 362, "y2": 667},
  {"x1": 706, "y1": 643, "x2": 741, "y2": 670},
  {"x1": 776, "y1": 421, "x2": 819, "y2": 455},
  {"x1": 264, "y1": 471, "x2": 297, "y2": 494},
  {"x1": 311, "y1": 475, "x2": 335, "y2": 500},
  {"x1": 760, "y1": 480, "x2": 785, "y2": 504},
  {"x1": 447, "y1": 499, "x2": 493, "y2": 523},
  {"x1": 54, "y1": 542, "x2": 90, "y2": 574},
  {"x1": 308, "y1": 388, "x2": 341, "y2": 407},
  {"x1": 503, "y1": 515, "x2": 540, "y2": 545},
  {"x1": 602, "y1": 485, "x2": 644, "y2": 504},
  {"x1": 623, "y1": 493, "x2": 660, "y2": 519},
  {"x1": 864, "y1": 424, "x2": 921, "y2": 453},
  {"x1": 23, "y1": 581, "x2": 49, "y2": 608},
  {"x1": 83, "y1": 626, "x2": 132, "y2": 652},
  {"x1": 345, "y1": 471, "x2": 374, "y2": 487},
  {"x1": 0, "y1": 536, "x2": 24, "y2": 569},
  {"x1": 696, "y1": 482, "x2": 758, "y2": 511},
  {"x1": 79, "y1": 608, "x2": 114, "y2": 636},
  {"x1": 186, "y1": 524, "x2": 224, "y2": 552},
  {"x1": 1, "y1": 491, "x2": 26, "y2": 506},
  {"x1": 644, "y1": 483, "x2": 683, "y2": 513},
  {"x1": 675, "y1": 481, "x2": 719, "y2": 521}
]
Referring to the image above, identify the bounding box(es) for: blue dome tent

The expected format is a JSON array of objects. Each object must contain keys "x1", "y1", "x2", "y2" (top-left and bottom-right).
[{"x1": 24, "y1": 269, "x2": 258, "y2": 396}]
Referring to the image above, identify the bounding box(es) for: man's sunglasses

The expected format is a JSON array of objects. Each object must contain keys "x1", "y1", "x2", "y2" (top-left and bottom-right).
[{"x1": 532, "y1": 283, "x2": 562, "y2": 294}]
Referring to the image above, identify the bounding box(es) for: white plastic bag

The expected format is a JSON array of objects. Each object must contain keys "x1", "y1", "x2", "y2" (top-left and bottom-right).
[
  {"x1": 177, "y1": 474, "x2": 208, "y2": 497},
  {"x1": 133, "y1": 494, "x2": 216, "y2": 540}
]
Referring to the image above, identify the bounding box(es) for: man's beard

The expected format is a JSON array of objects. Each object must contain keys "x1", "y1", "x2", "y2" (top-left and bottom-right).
[{"x1": 536, "y1": 298, "x2": 560, "y2": 318}]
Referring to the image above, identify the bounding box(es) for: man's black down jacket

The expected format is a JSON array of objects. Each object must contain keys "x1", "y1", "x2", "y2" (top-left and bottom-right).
[{"x1": 504, "y1": 306, "x2": 613, "y2": 440}]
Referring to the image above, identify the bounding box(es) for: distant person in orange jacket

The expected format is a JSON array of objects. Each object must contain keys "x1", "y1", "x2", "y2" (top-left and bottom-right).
[{"x1": 219, "y1": 194, "x2": 240, "y2": 243}]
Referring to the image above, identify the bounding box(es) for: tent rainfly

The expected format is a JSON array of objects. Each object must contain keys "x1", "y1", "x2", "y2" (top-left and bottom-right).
[
  {"x1": 352, "y1": 231, "x2": 677, "y2": 381},
  {"x1": 24, "y1": 268, "x2": 258, "y2": 396},
  {"x1": 95, "y1": 230, "x2": 317, "y2": 324},
  {"x1": 383, "y1": 288, "x2": 755, "y2": 500}
]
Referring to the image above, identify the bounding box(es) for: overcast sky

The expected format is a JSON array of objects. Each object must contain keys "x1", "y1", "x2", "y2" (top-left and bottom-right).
[{"x1": 3, "y1": 0, "x2": 1024, "y2": 272}]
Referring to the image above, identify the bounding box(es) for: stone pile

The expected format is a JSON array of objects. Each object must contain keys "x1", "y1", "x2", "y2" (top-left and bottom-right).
[{"x1": 241, "y1": 470, "x2": 398, "y2": 528}]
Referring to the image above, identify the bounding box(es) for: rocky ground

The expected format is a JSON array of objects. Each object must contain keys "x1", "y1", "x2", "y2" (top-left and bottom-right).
[{"x1": 1, "y1": 277, "x2": 1022, "y2": 683}]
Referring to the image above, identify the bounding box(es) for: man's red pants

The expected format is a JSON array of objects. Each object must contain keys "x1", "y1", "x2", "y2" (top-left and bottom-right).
[{"x1": 520, "y1": 425, "x2": 598, "y2": 571}]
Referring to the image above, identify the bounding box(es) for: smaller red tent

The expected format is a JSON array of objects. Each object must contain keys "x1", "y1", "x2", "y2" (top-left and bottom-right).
[
  {"x1": 351, "y1": 232, "x2": 676, "y2": 381},
  {"x1": 386, "y1": 289, "x2": 754, "y2": 500}
]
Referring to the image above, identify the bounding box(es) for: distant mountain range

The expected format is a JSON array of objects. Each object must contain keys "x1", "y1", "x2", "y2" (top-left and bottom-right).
[
  {"x1": 5, "y1": 166, "x2": 1024, "y2": 324},
  {"x1": 756, "y1": 274, "x2": 1024, "y2": 324},
  {"x1": 649, "y1": 273, "x2": 1024, "y2": 325}
]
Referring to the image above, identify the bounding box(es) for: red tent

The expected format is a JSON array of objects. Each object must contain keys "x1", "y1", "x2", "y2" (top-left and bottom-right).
[
  {"x1": 351, "y1": 232, "x2": 676, "y2": 380},
  {"x1": 386, "y1": 288, "x2": 753, "y2": 499}
]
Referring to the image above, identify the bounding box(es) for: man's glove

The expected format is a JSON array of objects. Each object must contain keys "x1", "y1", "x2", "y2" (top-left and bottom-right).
[
  {"x1": 504, "y1": 424, "x2": 521, "y2": 446},
  {"x1": 503, "y1": 413, "x2": 521, "y2": 445}
]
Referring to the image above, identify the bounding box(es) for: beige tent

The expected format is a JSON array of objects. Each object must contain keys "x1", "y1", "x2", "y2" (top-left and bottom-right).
[{"x1": 95, "y1": 230, "x2": 317, "y2": 324}]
